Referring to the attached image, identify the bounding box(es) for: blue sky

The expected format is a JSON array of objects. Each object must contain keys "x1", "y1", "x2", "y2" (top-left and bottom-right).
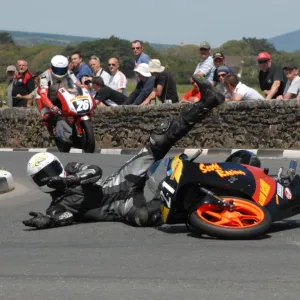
[{"x1": 1, "y1": 0, "x2": 300, "y2": 47}]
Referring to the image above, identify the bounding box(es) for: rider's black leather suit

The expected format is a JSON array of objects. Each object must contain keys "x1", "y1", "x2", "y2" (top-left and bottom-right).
[{"x1": 46, "y1": 75, "x2": 225, "y2": 228}]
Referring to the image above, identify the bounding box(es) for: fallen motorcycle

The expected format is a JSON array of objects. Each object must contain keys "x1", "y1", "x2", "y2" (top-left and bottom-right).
[
  {"x1": 147, "y1": 150, "x2": 300, "y2": 239},
  {"x1": 46, "y1": 85, "x2": 97, "y2": 153}
]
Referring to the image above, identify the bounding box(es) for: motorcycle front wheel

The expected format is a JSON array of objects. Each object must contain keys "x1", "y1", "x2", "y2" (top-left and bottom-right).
[
  {"x1": 189, "y1": 197, "x2": 272, "y2": 239},
  {"x1": 81, "y1": 119, "x2": 95, "y2": 153}
]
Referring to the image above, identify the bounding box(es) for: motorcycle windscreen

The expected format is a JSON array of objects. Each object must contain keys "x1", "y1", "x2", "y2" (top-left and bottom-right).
[{"x1": 147, "y1": 157, "x2": 172, "y2": 194}]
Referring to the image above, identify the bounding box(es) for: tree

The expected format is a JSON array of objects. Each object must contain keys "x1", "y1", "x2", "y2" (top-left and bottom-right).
[
  {"x1": 0, "y1": 32, "x2": 15, "y2": 45},
  {"x1": 242, "y1": 37, "x2": 277, "y2": 55}
]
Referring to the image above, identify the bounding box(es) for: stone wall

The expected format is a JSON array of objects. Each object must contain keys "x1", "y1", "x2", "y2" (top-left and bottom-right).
[{"x1": 1, "y1": 100, "x2": 300, "y2": 149}]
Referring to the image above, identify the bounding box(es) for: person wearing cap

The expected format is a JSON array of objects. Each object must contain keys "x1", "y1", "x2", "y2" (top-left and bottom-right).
[
  {"x1": 224, "y1": 74, "x2": 264, "y2": 101},
  {"x1": 216, "y1": 66, "x2": 234, "y2": 99},
  {"x1": 277, "y1": 63, "x2": 300, "y2": 100},
  {"x1": 15, "y1": 71, "x2": 43, "y2": 107},
  {"x1": 142, "y1": 59, "x2": 178, "y2": 105},
  {"x1": 193, "y1": 41, "x2": 215, "y2": 84},
  {"x1": 258, "y1": 52, "x2": 286, "y2": 100},
  {"x1": 125, "y1": 63, "x2": 155, "y2": 105},
  {"x1": 6, "y1": 65, "x2": 17, "y2": 108},
  {"x1": 212, "y1": 52, "x2": 233, "y2": 87}
]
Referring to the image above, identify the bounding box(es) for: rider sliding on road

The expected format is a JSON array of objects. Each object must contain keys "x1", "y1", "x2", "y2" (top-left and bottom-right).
[{"x1": 23, "y1": 76, "x2": 226, "y2": 229}]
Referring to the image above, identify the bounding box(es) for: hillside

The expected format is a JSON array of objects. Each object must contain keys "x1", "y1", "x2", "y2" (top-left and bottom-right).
[
  {"x1": 268, "y1": 29, "x2": 300, "y2": 52},
  {"x1": 1, "y1": 30, "x2": 177, "y2": 49}
]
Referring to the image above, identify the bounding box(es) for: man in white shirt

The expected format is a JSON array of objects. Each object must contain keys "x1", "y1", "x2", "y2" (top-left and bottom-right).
[
  {"x1": 277, "y1": 63, "x2": 300, "y2": 100},
  {"x1": 89, "y1": 55, "x2": 111, "y2": 85},
  {"x1": 193, "y1": 41, "x2": 215, "y2": 84},
  {"x1": 224, "y1": 74, "x2": 264, "y2": 101},
  {"x1": 107, "y1": 57, "x2": 127, "y2": 94}
]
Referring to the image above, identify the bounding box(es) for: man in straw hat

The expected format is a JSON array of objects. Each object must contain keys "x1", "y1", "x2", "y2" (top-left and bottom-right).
[{"x1": 142, "y1": 59, "x2": 178, "y2": 105}]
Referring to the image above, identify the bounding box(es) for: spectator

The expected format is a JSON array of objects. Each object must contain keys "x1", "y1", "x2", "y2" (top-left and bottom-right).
[
  {"x1": 6, "y1": 65, "x2": 16, "y2": 107},
  {"x1": 17, "y1": 72, "x2": 42, "y2": 106},
  {"x1": 212, "y1": 52, "x2": 233, "y2": 87},
  {"x1": 132, "y1": 40, "x2": 151, "y2": 67},
  {"x1": 125, "y1": 63, "x2": 155, "y2": 105},
  {"x1": 107, "y1": 57, "x2": 127, "y2": 94},
  {"x1": 216, "y1": 66, "x2": 233, "y2": 99},
  {"x1": 142, "y1": 59, "x2": 179, "y2": 105},
  {"x1": 193, "y1": 41, "x2": 215, "y2": 84},
  {"x1": 71, "y1": 51, "x2": 93, "y2": 83},
  {"x1": 12, "y1": 60, "x2": 35, "y2": 108},
  {"x1": 224, "y1": 74, "x2": 264, "y2": 101},
  {"x1": 92, "y1": 76, "x2": 127, "y2": 106},
  {"x1": 276, "y1": 63, "x2": 300, "y2": 100},
  {"x1": 89, "y1": 55, "x2": 111, "y2": 85},
  {"x1": 180, "y1": 79, "x2": 201, "y2": 103},
  {"x1": 258, "y1": 52, "x2": 286, "y2": 100}
]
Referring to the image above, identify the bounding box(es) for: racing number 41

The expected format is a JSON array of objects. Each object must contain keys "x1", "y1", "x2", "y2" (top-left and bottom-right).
[{"x1": 76, "y1": 99, "x2": 89, "y2": 112}]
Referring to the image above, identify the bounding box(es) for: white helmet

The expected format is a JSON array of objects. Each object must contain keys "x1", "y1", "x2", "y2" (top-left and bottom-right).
[
  {"x1": 27, "y1": 152, "x2": 65, "y2": 193},
  {"x1": 51, "y1": 55, "x2": 69, "y2": 79}
]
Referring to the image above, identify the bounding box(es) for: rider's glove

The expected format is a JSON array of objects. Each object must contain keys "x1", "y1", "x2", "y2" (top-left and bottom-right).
[
  {"x1": 50, "y1": 106, "x2": 62, "y2": 115},
  {"x1": 22, "y1": 212, "x2": 54, "y2": 229},
  {"x1": 40, "y1": 175, "x2": 80, "y2": 190}
]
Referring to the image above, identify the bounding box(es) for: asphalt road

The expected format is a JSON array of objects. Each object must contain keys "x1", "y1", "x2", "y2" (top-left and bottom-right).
[{"x1": 1, "y1": 152, "x2": 300, "y2": 300}]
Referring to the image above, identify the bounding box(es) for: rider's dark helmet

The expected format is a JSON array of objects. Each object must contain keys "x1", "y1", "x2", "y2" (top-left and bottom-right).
[{"x1": 225, "y1": 150, "x2": 261, "y2": 168}]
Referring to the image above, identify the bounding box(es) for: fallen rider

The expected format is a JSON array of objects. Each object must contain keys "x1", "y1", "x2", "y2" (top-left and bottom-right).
[{"x1": 22, "y1": 76, "x2": 225, "y2": 229}]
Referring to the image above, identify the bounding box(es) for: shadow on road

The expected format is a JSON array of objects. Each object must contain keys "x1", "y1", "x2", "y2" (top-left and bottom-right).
[
  {"x1": 156, "y1": 220, "x2": 300, "y2": 240},
  {"x1": 268, "y1": 220, "x2": 300, "y2": 234}
]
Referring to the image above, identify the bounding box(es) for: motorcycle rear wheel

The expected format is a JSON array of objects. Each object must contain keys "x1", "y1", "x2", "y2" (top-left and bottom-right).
[{"x1": 189, "y1": 197, "x2": 272, "y2": 239}]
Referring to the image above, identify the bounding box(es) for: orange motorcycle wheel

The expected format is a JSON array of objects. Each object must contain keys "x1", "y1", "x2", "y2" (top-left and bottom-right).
[{"x1": 189, "y1": 197, "x2": 272, "y2": 239}]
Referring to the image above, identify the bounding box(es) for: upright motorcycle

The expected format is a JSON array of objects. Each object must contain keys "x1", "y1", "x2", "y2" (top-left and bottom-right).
[
  {"x1": 147, "y1": 150, "x2": 300, "y2": 239},
  {"x1": 47, "y1": 85, "x2": 97, "y2": 153}
]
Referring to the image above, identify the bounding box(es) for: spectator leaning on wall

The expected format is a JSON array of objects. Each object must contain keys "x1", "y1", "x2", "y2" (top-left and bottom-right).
[
  {"x1": 258, "y1": 52, "x2": 286, "y2": 100},
  {"x1": 180, "y1": 78, "x2": 201, "y2": 103},
  {"x1": 125, "y1": 63, "x2": 155, "y2": 105},
  {"x1": 142, "y1": 59, "x2": 179, "y2": 105},
  {"x1": 277, "y1": 62, "x2": 300, "y2": 100},
  {"x1": 224, "y1": 74, "x2": 264, "y2": 101},
  {"x1": 215, "y1": 66, "x2": 233, "y2": 99},
  {"x1": 12, "y1": 60, "x2": 35, "y2": 108},
  {"x1": 92, "y1": 76, "x2": 127, "y2": 106},
  {"x1": 6, "y1": 65, "x2": 17, "y2": 108},
  {"x1": 193, "y1": 41, "x2": 215, "y2": 84}
]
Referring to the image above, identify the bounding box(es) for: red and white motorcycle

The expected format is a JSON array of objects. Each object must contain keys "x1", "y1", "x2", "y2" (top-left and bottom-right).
[{"x1": 49, "y1": 85, "x2": 97, "y2": 153}]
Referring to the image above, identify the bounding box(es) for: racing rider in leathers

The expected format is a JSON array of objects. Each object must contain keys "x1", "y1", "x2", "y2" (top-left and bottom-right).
[
  {"x1": 37, "y1": 55, "x2": 80, "y2": 135},
  {"x1": 22, "y1": 76, "x2": 225, "y2": 229}
]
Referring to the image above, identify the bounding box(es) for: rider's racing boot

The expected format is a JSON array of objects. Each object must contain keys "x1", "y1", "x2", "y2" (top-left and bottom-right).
[
  {"x1": 191, "y1": 75, "x2": 225, "y2": 109},
  {"x1": 148, "y1": 76, "x2": 225, "y2": 159}
]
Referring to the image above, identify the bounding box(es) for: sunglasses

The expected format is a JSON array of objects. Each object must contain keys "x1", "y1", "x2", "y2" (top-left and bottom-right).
[
  {"x1": 199, "y1": 48, "x2": 209, "y2": 51},
  {"x1": 218, "y1": 73, "x2": 228, "y2": 78},
  {"x1": 108, "y1": 64, "x2": 116, "y2": 66},
  {"x1": 132, "y1": 47, "x2": 141, "y2": 50},
  {"x1": 258, "y1": 60, "x2": 269, "y2": 64}
]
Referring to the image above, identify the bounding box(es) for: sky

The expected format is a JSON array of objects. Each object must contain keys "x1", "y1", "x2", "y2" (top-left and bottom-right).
[{"x1": 1, "y1": 0, "x2": 300, "y2": 47}]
